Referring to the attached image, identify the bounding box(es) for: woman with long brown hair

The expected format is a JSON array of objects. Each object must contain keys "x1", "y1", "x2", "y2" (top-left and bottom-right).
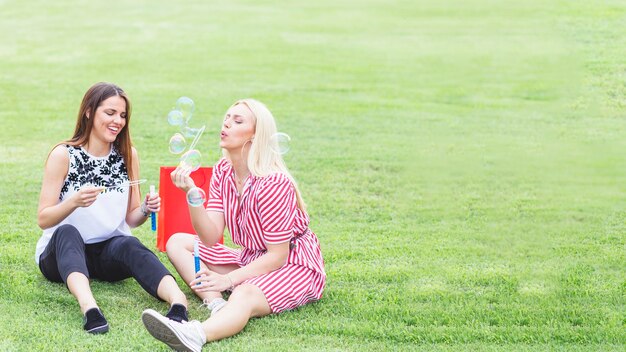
[{"x1": 35, "y1": 82, "x2": 189, "y2": 334}]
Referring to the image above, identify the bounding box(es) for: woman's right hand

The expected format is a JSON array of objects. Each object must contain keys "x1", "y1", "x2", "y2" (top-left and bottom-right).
[
  {"x1": 72, "y1": 185, "x2": 104, "y2": 208},
  {"x1": 170, "y1": 165, "x2": 196, "y2": 193}
]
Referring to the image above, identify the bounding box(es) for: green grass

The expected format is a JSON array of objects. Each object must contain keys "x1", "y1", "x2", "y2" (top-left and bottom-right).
[{"x1": 1, "y1": 0, "x2": 625, "y2": 350}]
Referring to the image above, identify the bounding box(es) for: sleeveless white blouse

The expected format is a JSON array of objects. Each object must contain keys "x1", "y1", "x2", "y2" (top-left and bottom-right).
[{"x1": 35, "y1": 145, "x2": 132, "y2": 263}]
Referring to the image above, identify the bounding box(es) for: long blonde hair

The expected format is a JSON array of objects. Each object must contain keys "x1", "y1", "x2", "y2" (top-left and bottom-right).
[{"x1": 223, "y1": 99, "x2": 306, "y2": 210}]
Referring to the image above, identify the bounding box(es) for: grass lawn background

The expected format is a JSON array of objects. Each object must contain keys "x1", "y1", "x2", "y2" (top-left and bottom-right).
[{"x1": 0, "y1": 0, "x2": 624, "y2": 350}]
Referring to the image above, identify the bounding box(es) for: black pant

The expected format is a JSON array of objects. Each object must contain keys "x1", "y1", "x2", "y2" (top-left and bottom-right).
[{"x1": 38, "y1": 224, "x2": 172, "y2": 300}]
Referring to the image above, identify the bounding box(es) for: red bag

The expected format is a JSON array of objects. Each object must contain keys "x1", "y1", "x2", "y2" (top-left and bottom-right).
[{"x1": 156, "y1": 166, "x2": 223, "y2": 251}]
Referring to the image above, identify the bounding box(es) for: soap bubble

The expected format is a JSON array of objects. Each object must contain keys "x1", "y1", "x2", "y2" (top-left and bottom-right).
[
  {"x1": 176, "y1": 97, "x2": 195, "y2": 122},
  {"x1": 169, "y1": 133, "x2": 187, "y2": 154},
  {"x1": 181, "y1": 126, "x2": 202, "y2": 139},
  {"x1": 270, "y1": 132, "x2": 291, "y2": 155},
  {"x1": 186, "y1": 187, "x2": 206, "y2": 207},
  {"x1": 179, "y1": 149, "x2": 202, "y2": 171},
  {"x1": 167, "y1": 110, "x2": 184, "y2": 126}
]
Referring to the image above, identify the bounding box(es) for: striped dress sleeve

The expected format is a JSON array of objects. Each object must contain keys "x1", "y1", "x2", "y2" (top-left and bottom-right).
[
  {"x1": 257, "y1": 174, "x2": 297, "y2": 244},
  {"x1": 206, "y1": 158, "x2": 226, "y2": 213}
]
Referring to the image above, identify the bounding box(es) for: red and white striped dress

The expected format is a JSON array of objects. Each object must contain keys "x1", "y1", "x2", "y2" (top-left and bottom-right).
[{"x1": 197, "y1": 158, "x2": 326, "y2": 313}]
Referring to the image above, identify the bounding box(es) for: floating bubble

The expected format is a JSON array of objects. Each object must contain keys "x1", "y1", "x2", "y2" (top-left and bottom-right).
[
  {"x1": 270, "y1": 132, "x2": 291, "y2": 155},
  {"x1": 181, "y1": 126, "x2": 202, "y2": 139},
  {"x1": 179, "y1": 149, "x2": 202, "y2": 171},
  {"x1": 167, "y1": 110, "x2": 184, "y2": 126},
  {"x1": 188, "y1": 125, "x2": 206, "y2": 151},
  {"x1": 169, "y1": 133, "x2": 187, "y2": 154},
  {"x1": 176, "y1": 97, "x2": 195, "y2": 122},
  {"x1": 186, "y1": 187, "x2": 206, "y2": 207}
]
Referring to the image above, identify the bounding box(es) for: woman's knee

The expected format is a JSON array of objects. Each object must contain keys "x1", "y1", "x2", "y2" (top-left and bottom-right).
[
  {"x1": 53, "y1": 224, "x2": 82, "y2": 241},
  {"x1": 165, "y1": 233, "x2": 194, "y2": 254},
  {"x1": 114, "y1": 236, "x2": 143, "y2": 249},
  {"x1": 108, "y1": 236, "x2": 147, "y2": 258},
  {"x1": 229, "y1": 284, "x2": 271, "y2": 317},
  {"x1": 231, "y1": 283, "x2": 258, "y2": 297},
  {"x1": 52, "y1": 224, "x2": 84, "y2": 249}
]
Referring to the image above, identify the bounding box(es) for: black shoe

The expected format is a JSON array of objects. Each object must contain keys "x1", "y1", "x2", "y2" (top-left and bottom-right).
[
  {"x1": 165, "y1": 303, "x2": 188, "y2": 323},
  {"x1": 83, "y1": 308, "x2": 109, "y2": 334}
]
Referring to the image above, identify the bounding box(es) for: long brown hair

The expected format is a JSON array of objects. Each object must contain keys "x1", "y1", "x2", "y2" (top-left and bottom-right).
[{"x1": 64, "y1": 82, "x2": 135, "y2": 181}]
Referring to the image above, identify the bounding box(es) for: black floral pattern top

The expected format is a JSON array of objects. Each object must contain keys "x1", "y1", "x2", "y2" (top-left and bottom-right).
[
  {"x1": 60, "y1": 145, "x2": 129, "y2": 200},
  {"x1": 35, "y1": 144, "x2": 133, "y2": 263}
]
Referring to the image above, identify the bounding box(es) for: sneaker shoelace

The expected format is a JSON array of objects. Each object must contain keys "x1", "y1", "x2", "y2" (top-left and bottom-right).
[{"x1": 200, "y1": 298, "x2": 227, "y2": 316}]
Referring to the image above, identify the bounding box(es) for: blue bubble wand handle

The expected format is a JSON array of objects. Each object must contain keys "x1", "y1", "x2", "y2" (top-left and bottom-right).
[
  {"x1": 194, "y1": 241, "x2": 201, "y2": 285},
  {"x1": 149, "y1": 185, "x2": 157, "y2": 232}
]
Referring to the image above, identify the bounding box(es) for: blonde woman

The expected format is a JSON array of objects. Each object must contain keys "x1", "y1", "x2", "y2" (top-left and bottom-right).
[{"x1": 142, "y1": 99, "x2": 326, "y2": 351}]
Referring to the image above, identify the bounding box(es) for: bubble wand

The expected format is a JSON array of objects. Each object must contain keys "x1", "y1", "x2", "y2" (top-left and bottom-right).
[
  {"x1": 149, "y1": 185, "x2": 157, "y2": 232},
  {"x1": 104, "y1": 179, "x2": 147, "y2": 190},
  {"x1": 187, "y1": 125, "x2": 206, "y2": 152},
  {"x1": 194, "y1": 241, "x2": 201, "y2": 285},
  {"x1": 178, "y1": 125, "x2": 206, "y2": 172}
]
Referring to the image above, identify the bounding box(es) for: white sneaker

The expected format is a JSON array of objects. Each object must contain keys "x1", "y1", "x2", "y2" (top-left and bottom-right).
[
  {"x1": 142, "y1": 309, "x2": 206, "y2": 352},
  {"x1": 202, "y1": 298, "x2": 227, "y2": 317}
]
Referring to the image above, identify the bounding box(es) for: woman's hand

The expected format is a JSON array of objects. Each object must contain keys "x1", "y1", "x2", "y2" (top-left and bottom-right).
[
  {"x1": 190, "y1": 269, "x2": 234, "y2": 293},
  {"x1": 143, "y1": 192, "x2": 161, "y2": 213},
  {"x1": 71, "y1": 185, "x2": 104, "y2": 208},
  {"x1": 170, "y1": 165, "x2": 195, "y2": 193}
]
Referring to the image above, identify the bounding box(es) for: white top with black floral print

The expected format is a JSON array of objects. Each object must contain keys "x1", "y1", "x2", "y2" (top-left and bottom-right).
[{"x1": 35, "y1": 145, "x2": 132, "y2": 263}]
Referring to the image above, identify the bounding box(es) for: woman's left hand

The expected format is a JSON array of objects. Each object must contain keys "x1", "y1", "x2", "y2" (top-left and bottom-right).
[
  {"x1": 144, "y1": 193, "x2": 161, "y2": 213},
  {"x1": 190, "y1": 269, "x2": 234, "y2": 292}
]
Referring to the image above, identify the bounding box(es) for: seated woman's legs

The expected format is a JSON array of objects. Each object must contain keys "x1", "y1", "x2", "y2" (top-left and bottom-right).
[
  {"x1": 201, "y1": 283, "x2": 272, "y2": 342},
  {"x1": 38, "y1": 224, "x2": 108, "y2": 333},
  {"x1": 98, "y1": 236, "x2": 187, "y2": 307},
  {"x1": 141, "y1": 282, "x2": 272, "y2": 349},
  {"x1": 66, "y1": 273, "x2": 97, "y2": 313},
  {"x1": 166, "y1": 233, "x2": 239, "y2": 303},
  {"x1": 38, "y1": 224, "x2": 98, "y2": 314}
]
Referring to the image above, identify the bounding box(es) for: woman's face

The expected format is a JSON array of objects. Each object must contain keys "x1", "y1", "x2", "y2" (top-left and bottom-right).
[
  {"x1": 89, "y1": 95, "x2": 127, "y2": 144},
  {"x1": 220, "y1": 103, "x2": 255, "y2": 151}
]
